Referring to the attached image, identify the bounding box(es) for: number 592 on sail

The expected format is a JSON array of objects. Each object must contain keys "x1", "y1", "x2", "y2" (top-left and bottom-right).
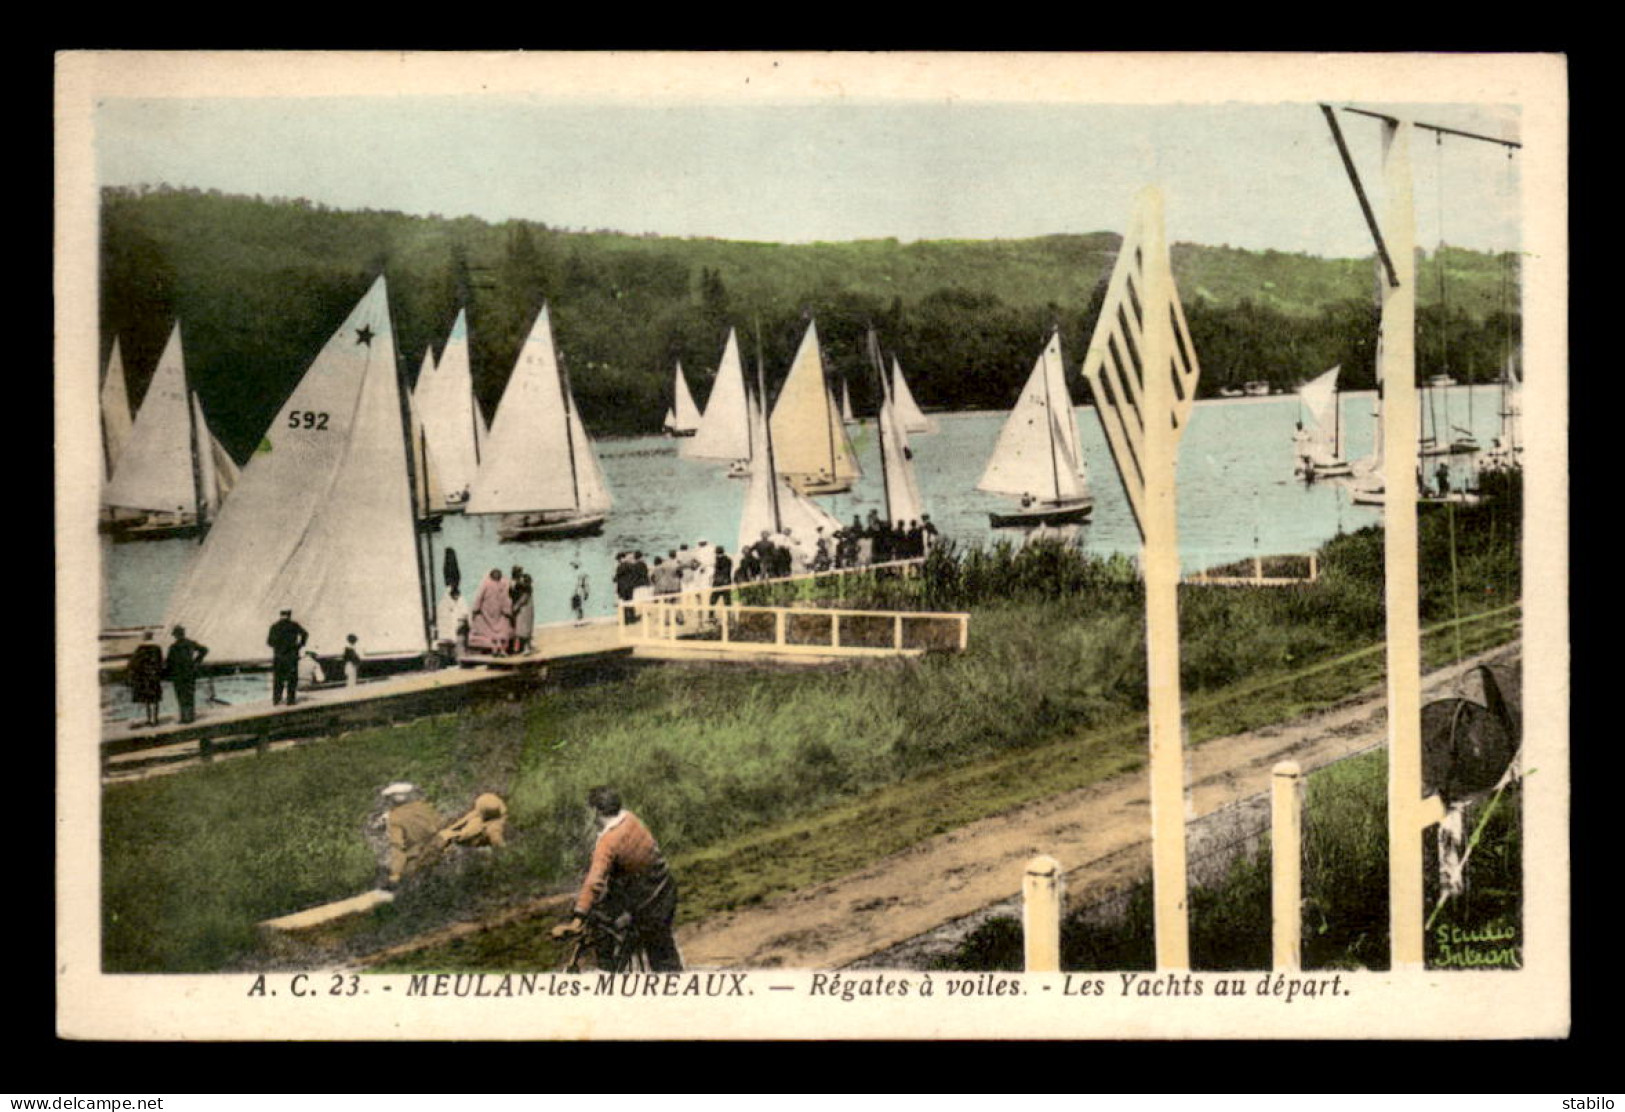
[{"x1": 287, "y1": 410, "x2": 330, "y2": 430}]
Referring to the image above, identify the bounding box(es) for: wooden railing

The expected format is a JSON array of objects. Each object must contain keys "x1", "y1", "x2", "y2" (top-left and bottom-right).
[
  {"x1": 1183, "y1": 553, "x2": 1319, "y2": 587},
  {"x1": 618, "y1": 595, "x2": 969, "y2": 657}
]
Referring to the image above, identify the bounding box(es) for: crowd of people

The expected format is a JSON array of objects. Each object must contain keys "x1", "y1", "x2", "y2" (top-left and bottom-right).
[
  {"x1": 609, "y1": 511, "x2": 940, "y2": 617},
  {"x1": 124, "y1": 607, "x2": 368, "y2": 729},
  {"x1": 438, "y1": 565, "x2": 537, "y2": 657}
]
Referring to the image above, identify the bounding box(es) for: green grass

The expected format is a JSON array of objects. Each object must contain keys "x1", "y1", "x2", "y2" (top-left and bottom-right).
[
  {"x1": 935, "y1": 748, "x2": 1523, "y2": 973},
  {"x1": 103, "y1": 490, "x2": 1522, "y2": 973}
]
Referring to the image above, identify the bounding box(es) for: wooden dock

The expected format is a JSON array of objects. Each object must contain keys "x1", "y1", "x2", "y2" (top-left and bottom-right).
[{"x1": 99, "y1": 619, "x2": 632, "y2": 777}]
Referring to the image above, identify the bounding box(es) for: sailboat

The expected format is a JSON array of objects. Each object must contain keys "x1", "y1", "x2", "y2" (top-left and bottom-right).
[
  {"x1": 102, "y1": 324, "x2": 239, "y2": 541},
  {"x1": 415, "y1": 310, "x2": 486, "y2": 511},
  {"x1": 840, "y1": 379, "x2": 857, "y2": 425},
  {"x1": 892, "y1": 357, "x2": 937, "y2": 434},
  {"x1": 1293, "y1": 365, "x2": 1353, "y2": 479},
  {"x1": 738, "y1": 362, "x2": 841, "y2": 557},
  {"x1": 161, "y1": 277, "x2": 433, "y2": 668},
  {"x1": 870, "y1": 335, "x2": 926, "y2": 529},
  {"x1": 662, "y1": 360, "x2": 702, "y2": 437},
  {"x1": 1480, "y1": 357, "x2": 1523, "y2": 473},
  {"x1": 464, "y1": 303, "x2": 612, "y2": 541},
  {"x1": 977, "y1": 330, "x2": 1093, "y2": 527},
  {"x1": 684, "y1": 328, "x2": 753, "y2": 472},
  {"x1": 768, "y1": 320, "x2": 861, "y2": 495},
  {"x1": 101, "y1": 339, "x2": 134, "y2": 481}
]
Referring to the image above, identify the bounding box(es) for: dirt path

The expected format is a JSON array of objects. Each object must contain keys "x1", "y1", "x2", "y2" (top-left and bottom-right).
[{"x1": 673, "y1": 645, "x2": 1517, "y2": 970}]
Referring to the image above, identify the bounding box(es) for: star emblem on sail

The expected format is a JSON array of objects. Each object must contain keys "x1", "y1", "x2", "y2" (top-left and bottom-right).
[{"x1": 162, "y1": 276, "x2": 429, "y2": 665}]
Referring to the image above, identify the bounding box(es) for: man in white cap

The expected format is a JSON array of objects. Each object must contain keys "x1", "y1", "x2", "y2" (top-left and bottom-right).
[{"x1": 369, "y1": 782, "x2": 443, "y2": 888}]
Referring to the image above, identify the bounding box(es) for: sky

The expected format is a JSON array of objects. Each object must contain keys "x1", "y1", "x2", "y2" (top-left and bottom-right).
[{"x1": 90, "y1": 72, "x2": 1526, "y2": 260}]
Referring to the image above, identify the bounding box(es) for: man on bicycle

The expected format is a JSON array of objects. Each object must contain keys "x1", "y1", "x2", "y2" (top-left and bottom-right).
[{"x1": 551, "y1": 786, "x2": 683, "y2": 971}]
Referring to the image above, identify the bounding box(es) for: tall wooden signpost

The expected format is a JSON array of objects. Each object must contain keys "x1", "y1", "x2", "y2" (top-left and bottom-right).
[
  {"x1": 1321, "y1": 103, "x2": 1520, "y2": 969},
  {"x1": 1081, "y1": 187, "x2": 1201, "y2": 970}
]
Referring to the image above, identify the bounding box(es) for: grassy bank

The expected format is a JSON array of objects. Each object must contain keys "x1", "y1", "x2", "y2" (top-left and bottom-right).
[
  {"x1": 102, "y1": 486, "x2": 1521, "y2": 972},
  {"x1": 934, "y1": 748, "x2": 1524, "y2": 973}
]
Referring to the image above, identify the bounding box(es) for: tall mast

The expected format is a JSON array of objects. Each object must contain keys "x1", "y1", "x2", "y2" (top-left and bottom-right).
[
  {"x1": 868, "y1": 329, "x2": 892, "y2": 523},
  {"x1": 756, "y1": 320, "x2": 782, "y2": 532},
  {"x1": 557, "y1": 325, "x2": 583, "y2": 513},
  {"x1": 1041, "y1": 329, "x2": 1063, "y2": 503},
  {"x1": 181, "y1": 328, "x2": 208, "y2": 541},
  {"x1": 419, "y1": 423, "x2": 438, "y2": 639},
  {"x1": 392, "y1": 297, "x2": 433, "y2": 652},
  {"x1": 817, "y1": 323, "x2": 838, "y2": 479}
]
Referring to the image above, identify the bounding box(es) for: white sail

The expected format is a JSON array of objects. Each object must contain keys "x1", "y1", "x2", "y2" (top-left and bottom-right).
[
  {"x1": 1297, "y1": 365, "x2": 1343, "y2": 461},
  {"x1": 684, "y1": 329, "x2": 752, "y2": 462},
  {"x1": 101, "y1": 339, "x2": 134, "y2": 480},
  {"x1": 664, "y1": 361, "x2": 702, "y2": 433},
  {"x1": 567, "y1": 379, "x2": 613, "y2": 515},
  {"x1": 769, "y1": 321, "x2": 860, "y2": 486},
  {"x1": 1501, "y1": 360, "x2": 1522, "y2": 452},
  {"x1": 465, "y1": 303, "x2": 609, "y2": 516},
  {"x1": 104, "y1": 325, "x2": 199, "y2": 514},
  {"x1": 162, "y1": 277, "x2": 427, "y2": 664},
  {"x1": 892, "y1": 357, "x2": 936, "y2": 434},
  {"x1": 188, "y1": 391, "x2": 239, "y2": 516},
  {"x1": 738, "y1": 390, "x2": 840, "y2": 554},
  {"x1": 1040, "y1": 335, "x2": 1081, "y2": 471},
  {"x1": 841, "y1": 379, "x2": 856, "y2": 423},
  {"x1": 879, "y1": 395, "x2": 925, "y2": 526},
  {"x1": 977, "y1": 332, "x2": 1086, "y2": 503},
  {"x1": 418, "y1": 310, "x2": 483, "y2": 505}
]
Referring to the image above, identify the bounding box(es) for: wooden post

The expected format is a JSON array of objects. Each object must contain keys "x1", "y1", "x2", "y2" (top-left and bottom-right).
[
  {"x1": 1023, "y1": 854, "x2": 1062, "y2": 973},
  {"x1": 894, "y1": 613, "x2": 904, "y2": 651},
  {"x1": 1309, "y1": 552, "x2": 1319, "y2": 582},
  {"x1": 1253, "y1": 555, "x2": 1263, "y2": 583},
  {"x1": 1139, "y1": 190, "x2": 1192, "y2": 972},
  {"x1": 1271, "y1": 761, "x2": 1304, "y2": 972},
  {"x1": 721, "y1": 608, "x2": 731, "y2": 644},
  {"x1": 775, "y1": 610, "x2": 785, "y2": 646},
  {"x1": 831, "y1": 612, "x2": 840, "y2": 650},
  {"x1": 1380, "y1": 118, "x2": 1426, "y2": 970}
]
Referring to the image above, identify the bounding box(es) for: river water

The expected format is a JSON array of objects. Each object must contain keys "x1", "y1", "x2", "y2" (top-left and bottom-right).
[{"x1": 101, "y1": 384, "x2": 1508, "y2": 723}]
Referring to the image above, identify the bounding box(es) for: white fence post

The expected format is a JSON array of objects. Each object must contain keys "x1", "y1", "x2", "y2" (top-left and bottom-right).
[
  {"x1": 1023, "y1": 854, "x2": 1063, "y2": 973},
  {"x1": 1271, "y1": 760, "x2": 1304, "y2": 972}
]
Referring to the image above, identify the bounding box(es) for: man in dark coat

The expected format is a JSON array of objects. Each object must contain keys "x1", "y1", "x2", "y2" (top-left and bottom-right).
[
  {"x1": 266, "y1": 609, "x2": 310, "y2": 706},
  {"x1": 709, "y1": 545, "x2": 733, "y2": 608},
  {"x1": 164, "y1": 626, "x2": 209, "y2": 724}
]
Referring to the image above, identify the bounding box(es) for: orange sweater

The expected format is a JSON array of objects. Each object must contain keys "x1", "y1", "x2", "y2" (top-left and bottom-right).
[{"x1": 574, "y1": 812, "x2": 666, "y2": 916}]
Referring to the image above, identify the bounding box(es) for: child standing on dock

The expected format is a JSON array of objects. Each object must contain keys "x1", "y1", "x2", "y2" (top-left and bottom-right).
[{"x1": 343, "y1": 634, "x2": 362, "y2": 688}]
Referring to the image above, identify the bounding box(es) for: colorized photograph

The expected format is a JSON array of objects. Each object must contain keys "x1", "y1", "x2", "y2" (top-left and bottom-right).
[{"x1": 56, "y1": 51, "x2": 1567, "y2": 1039}]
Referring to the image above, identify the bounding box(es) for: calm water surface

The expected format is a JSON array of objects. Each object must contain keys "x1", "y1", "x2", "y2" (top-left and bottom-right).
[{"x1": 102, "y1": 383, "x2": 1508, "y2": 653}]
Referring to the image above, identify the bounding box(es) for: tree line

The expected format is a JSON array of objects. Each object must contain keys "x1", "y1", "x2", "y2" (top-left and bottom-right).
[{"x1": 100, "y1": 186, "x2": 1521, "y2": 458}]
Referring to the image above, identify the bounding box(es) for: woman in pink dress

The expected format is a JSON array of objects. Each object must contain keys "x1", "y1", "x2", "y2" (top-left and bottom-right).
[{"x1": 468, "y1": 569, "x2": 514, "y2": 654}]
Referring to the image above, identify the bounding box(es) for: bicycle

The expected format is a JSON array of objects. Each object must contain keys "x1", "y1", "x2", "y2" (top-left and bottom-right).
[{"x1": 558, "y1": 910, "x2": 652, "y2": 973}]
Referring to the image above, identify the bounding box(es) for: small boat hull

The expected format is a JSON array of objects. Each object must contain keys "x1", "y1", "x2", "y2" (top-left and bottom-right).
[
  {"x1": 106, "y1": 517, "x2": 206, "y2": 542},
  {"x1": 787, "y1": 476, "x2": 853, "y2": 496},
  {"x1": 498, "y1": 512, "x2": 607, "y2": 541},
  {"x1": 989, "y1": 500, "x2": 1094, "y2": 528}
]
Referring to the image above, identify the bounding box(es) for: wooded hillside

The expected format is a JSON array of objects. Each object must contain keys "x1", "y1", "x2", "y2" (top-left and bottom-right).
[{"x1": 100, "y1": 186, "x2": 1521, "y2": 455}]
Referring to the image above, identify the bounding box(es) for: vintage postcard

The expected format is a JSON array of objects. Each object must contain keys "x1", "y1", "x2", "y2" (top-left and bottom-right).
[{"x1": 56, "y1": 51, "x2": 1569, "y2": 1040}]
